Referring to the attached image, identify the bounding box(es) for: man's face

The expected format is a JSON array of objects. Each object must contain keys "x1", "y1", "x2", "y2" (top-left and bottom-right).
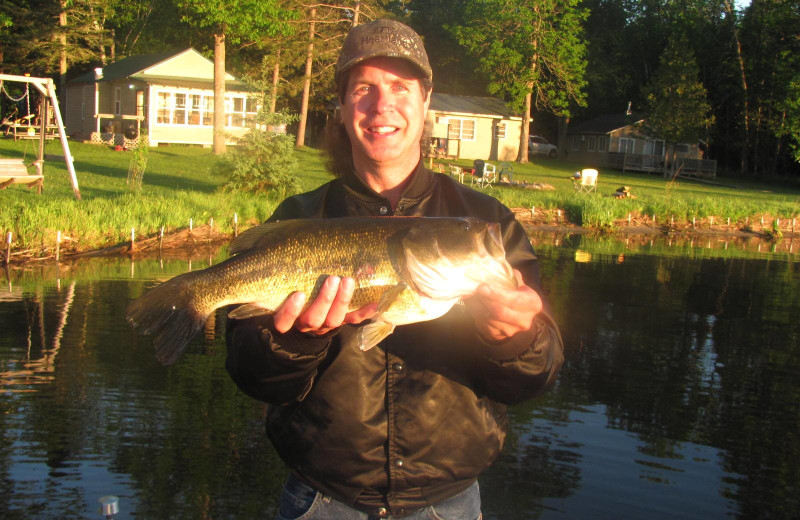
[{"x1": 341, "y1": 57, "x2": 430, "y2": 175}]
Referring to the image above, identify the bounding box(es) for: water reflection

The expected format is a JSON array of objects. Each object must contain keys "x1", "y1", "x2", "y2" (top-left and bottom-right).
[{"x1": 0, "y1": 237, "x2": 798, "y2": 519}]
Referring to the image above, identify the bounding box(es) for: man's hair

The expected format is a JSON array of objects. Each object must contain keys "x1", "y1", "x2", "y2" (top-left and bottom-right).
[{"x1": 325, "y1": 77, "x2": 433, "y2": 178}]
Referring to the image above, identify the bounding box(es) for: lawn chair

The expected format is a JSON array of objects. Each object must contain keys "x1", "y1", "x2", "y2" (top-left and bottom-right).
[
  {"x1": 497, "y1": 162, "x2": 514, "y2": 183},
  {"x1": 573, "y1": 168, "x2": 598, "y2": 193},
  {"x1": 471, "y1": 160, "x2": 497, "y2": 188},
  {"x1": 448, "y1": 163, "x2": 465, "y2": 183}
]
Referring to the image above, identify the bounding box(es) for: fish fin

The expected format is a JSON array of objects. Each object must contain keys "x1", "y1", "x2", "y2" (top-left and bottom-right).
[
  {"x1": 227, "y1": 302, "x2": 274, "y2": 320},
  {"x1": 125, "y1": 272, "x2": 208, "y2": 365},
  {"x1": 404, "y1": 247, "x2": 457, "y2": 299},
  {"x1": 229, "y1": 220, "x2": 309, "y2": 255},
  {"x1": 358, "y1": 320, "x2": 395, "y2": 351},
  {"x1": 378, "y1": 283, "x2": 408, "y2": 313}
]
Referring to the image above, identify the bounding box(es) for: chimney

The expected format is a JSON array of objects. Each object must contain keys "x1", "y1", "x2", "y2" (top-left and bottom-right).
[{"x1": 94, "y1": 67, "x2": 104, "y2": 80}]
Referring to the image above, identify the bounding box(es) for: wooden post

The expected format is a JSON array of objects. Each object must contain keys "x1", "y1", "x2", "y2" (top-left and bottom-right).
[
  {"x1": 55, "y1": 231, "x2": 61, "y2": 262},
  {"x1": 4, "y1": 232, "x2": 11, "y2": 265},
  {"x1": 159, "y1": 226, "x2": 164, "y2": 251},
  {"x1": 234, "y1": 212, "x2": 238, "y2": 237},
  {"x1": 130, "y1": 227, "x2": 135, "y2": 251}
]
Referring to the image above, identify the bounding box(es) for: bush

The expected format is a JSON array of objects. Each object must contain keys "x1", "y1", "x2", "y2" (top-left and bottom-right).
[{"x1": 217, "y1": 106, "x2": 299, "y2": 200}]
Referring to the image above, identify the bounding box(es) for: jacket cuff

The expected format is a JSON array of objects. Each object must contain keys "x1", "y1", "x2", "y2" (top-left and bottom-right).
[
  {"x1": 259, "y1": 318, "x2": 335, "y2": 356},
  {"x1": 478, "y1": 319, "x2": 541, "y2": 360}
]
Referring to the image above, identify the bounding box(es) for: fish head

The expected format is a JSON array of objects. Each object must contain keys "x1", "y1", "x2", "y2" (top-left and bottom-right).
[{"x1": 402, "y1": 218, "x2": 517, "y2": 300}]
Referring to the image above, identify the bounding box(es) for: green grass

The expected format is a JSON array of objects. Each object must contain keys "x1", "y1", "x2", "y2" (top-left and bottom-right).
[
  {"x1": 441, "y1": 156, "x2": 800, "y2": 228},
  {"x1": 2, "y1": 137, "x2": 800, "y2": 254}
]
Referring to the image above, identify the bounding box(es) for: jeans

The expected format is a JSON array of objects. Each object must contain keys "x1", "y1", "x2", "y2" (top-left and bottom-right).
[{"x1": 275, "y1": 473, "x2": 482, "y2": 520}]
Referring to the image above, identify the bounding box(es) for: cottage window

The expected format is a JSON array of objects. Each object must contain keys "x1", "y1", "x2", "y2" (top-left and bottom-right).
[
  {"x1": 246, "y1": 97, "x2": 258, "y2": 127},
  {"x1": 114, "y1": 87, "x2": 122, "y2": 116},
  {"x1": 188, "y1": 94, "x2": 202, "y2": 125},
  {"x1": 644, "y1": 139, "x2": 664, "y2": 156},
  {"x1": 495, "y1": 122, "x2": 507, "y2": 139},
  {"x1": 676, "y1": 143, "x2": 690, "y2": 153},
  {"x1": 156, "y1": 92, "x2": 171, "y2": 124},
  {"x1": 447, "y1": 118, "x2": 475, "y2": 140},
  {"x1": 173, "y1": 93, "x2": 187, "y2": 124},
  {"x1": 203, "y1": 97, "x2": 214, "y2": 126},
  {"x1": 598, "y1": 136, "x2": 608, "y2": 152},
  {"x1": 153, "y1": 88, "x2": 256, "y2": 127},
  {"x1": 587, "y1": 136, "x2": 596, "y2": 152},
  {"x1": 618, "y1": 138, "x2": 635, "y2": 154},
  {"x1": 571, "y1": 136, "x2": 580, "y2": 152}
]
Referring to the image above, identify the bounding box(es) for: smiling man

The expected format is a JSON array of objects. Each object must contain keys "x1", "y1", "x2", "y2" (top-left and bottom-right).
[{"x1": 225, "y1": 19, "x2": 564, "y2": 520}]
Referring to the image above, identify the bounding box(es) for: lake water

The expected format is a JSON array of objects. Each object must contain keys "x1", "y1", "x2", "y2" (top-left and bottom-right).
[{"x1": 1, "y1": 234, "x2": 798, "y2": 519}]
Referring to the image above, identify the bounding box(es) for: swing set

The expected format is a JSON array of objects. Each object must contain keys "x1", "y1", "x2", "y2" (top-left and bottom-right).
[{"x1": 0, "y1": 74, "x2": 81, "y2": 200}]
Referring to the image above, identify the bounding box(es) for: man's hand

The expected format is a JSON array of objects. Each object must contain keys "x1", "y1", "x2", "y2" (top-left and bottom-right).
[
  {"x1": 273, "y1": 275, "x2": 379, "y2": 335},
  {"x1": 464, "y1": 270, "x2": 543, "y2": 342}
]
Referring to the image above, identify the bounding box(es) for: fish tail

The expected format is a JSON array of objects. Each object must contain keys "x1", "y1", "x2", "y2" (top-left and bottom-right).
[{"x1": 125, "y1": 273, "x2": 208, "y2": 365}]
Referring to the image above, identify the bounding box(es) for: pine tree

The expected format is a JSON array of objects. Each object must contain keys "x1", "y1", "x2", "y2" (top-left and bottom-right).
[{"x1": 643, "y1": 32, "x2": 714, "y2": 176}]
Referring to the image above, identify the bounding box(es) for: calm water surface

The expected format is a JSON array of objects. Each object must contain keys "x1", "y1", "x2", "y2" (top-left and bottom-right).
[{"x1": 1, "y1": 235, "x2": 798, "y2": 519}]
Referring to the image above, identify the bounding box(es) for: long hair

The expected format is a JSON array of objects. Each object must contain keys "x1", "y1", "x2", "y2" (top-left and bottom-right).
[{"x1": 324, "y1": 78, "x2": 433, "y2": 178}]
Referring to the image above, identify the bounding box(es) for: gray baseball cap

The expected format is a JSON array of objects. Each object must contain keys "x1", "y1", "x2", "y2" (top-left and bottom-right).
[{"x1": 335, "y1": 19, "x2": 432, "y2": 88}]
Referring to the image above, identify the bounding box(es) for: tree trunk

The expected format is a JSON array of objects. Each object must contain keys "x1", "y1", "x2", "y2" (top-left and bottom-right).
[
  {"x1": 723, "y1": 0, "x2": 749, "y2": 174},
  {"x1": 353, "y1": 1, "x2": 361, "y2": 25},
  {"x1": 295, "y1": 7, "x2": 316, "y2": 149},
  {"x1": 518, "y1": 90, "x2": 532, "y2": 163},
  {"x1": 110, "y1": 28, "x2": 115, "y2": 61},
  {"x1": 557, "y1": 115, "x2": 569, "y2": 159},
  {"x1": 270, "y1": 48, "x2": 281, "y2": 113},
  {"x1": 59, "y1": 1, "x2": 67, "y2": 94},
  {"x1": 213, "y1": 31, "x2": 226, "y2": 155}
]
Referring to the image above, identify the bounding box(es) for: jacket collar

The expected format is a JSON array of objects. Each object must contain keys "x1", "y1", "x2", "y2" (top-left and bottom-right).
[{"x1": 341, "y1": 162, "x2": 436, "y2": 212}]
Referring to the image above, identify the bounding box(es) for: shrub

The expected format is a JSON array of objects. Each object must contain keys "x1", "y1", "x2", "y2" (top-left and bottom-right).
[{"x1": 217, "y1": 106, "x2": 299, "y2": 200}]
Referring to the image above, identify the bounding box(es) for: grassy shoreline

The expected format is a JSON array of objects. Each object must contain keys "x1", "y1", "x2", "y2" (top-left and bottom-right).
[{"x1": 2, "y1": 138, "x2": 799, "y2": 261}]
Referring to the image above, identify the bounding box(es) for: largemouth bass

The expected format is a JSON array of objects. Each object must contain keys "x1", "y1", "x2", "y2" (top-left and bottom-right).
[{"x1": 126, "y1": 216, "x2": 517, "y2": 365}]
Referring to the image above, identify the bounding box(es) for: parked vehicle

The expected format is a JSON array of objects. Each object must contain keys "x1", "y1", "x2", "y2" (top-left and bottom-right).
[{"x1": 528, "y1": 136, "x2": 558, "y2": 159}]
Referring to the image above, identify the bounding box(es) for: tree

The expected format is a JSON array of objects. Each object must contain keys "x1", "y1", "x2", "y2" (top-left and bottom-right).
[
  {"x1": 292, "y1": 1, "x2": 385, "y2": 148},
  {"x1": 177, "y1": 0, "x2": 292, "y2": 155},
  {"x1": 643, "y1": 32, "x2": 714, "y2": 176},
  {"x1": 448, "y1": 0, "x2": 588, "y2": 163}
]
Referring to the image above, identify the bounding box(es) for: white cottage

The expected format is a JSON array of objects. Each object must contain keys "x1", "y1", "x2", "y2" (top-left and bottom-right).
[{"x1": 65, "y1": 48, "x2": 255, "y2": 146}]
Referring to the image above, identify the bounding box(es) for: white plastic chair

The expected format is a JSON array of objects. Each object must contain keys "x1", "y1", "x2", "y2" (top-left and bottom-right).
[{"x1": 574, "y1": 168, "x2": 598, "y2": 193}]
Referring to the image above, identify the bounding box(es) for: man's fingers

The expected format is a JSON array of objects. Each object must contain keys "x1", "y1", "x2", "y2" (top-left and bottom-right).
[
  {"x1": 345, "y1": 303, "x2": 379, "y2": 324},
  {"x1": 322, "y1": 276, "x2": 355, "y2": 328},
  {"x1": 296, "y1": 276, "x2": 342, "y2": 332},
  {"x1": 273, "y1": 292, "x2": 307, "y2": 333}
]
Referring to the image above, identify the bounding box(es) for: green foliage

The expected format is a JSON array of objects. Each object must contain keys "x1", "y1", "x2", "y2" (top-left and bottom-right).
[
  {"x1": 643, "y1": 32, "x2": 714, "y2": 146},
  {"x1": 176, "y1": 0, "x2": 293, "y2": 43},
  {"x1": 217, "y1": 104, "x2": 300, "y2": 198},
  {"x1": 126, "y1": 133, "x2": 150, "y2": 192},
  {"x1": 447, "y1": 0, "x2": 588, "y2": 117},
  {"x1": 777, "y1": 75, "x2": 800, "y2": 163}
]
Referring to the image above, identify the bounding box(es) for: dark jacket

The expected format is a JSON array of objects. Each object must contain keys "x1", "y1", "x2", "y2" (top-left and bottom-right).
[{"x1": 225, "y1": 164, "x2": 564, "y2": 517}]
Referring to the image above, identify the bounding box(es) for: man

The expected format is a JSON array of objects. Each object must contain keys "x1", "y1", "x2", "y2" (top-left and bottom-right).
[{"x1": 226, "y1": 19, "x2": 564, "y2": 520}]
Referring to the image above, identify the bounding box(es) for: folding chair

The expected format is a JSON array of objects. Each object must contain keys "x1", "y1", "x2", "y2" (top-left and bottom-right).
[
  {"x1": 573, "y1": 168, "x2": 598, "y2": 193},
  {"x1": 471, "y1": 160, "x2": 497, "y2": 188},
  {"x1": 448, "y1": 163, "x2": 464, "y2": 183},
  {"x1": 498, "y1": 162, "x2": 514, "y2": 183}
]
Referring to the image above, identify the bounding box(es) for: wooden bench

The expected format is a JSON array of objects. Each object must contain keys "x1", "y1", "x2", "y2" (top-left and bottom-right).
[{"x1": 0, "y1": 158, "x2": 43, "y2": 193}]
